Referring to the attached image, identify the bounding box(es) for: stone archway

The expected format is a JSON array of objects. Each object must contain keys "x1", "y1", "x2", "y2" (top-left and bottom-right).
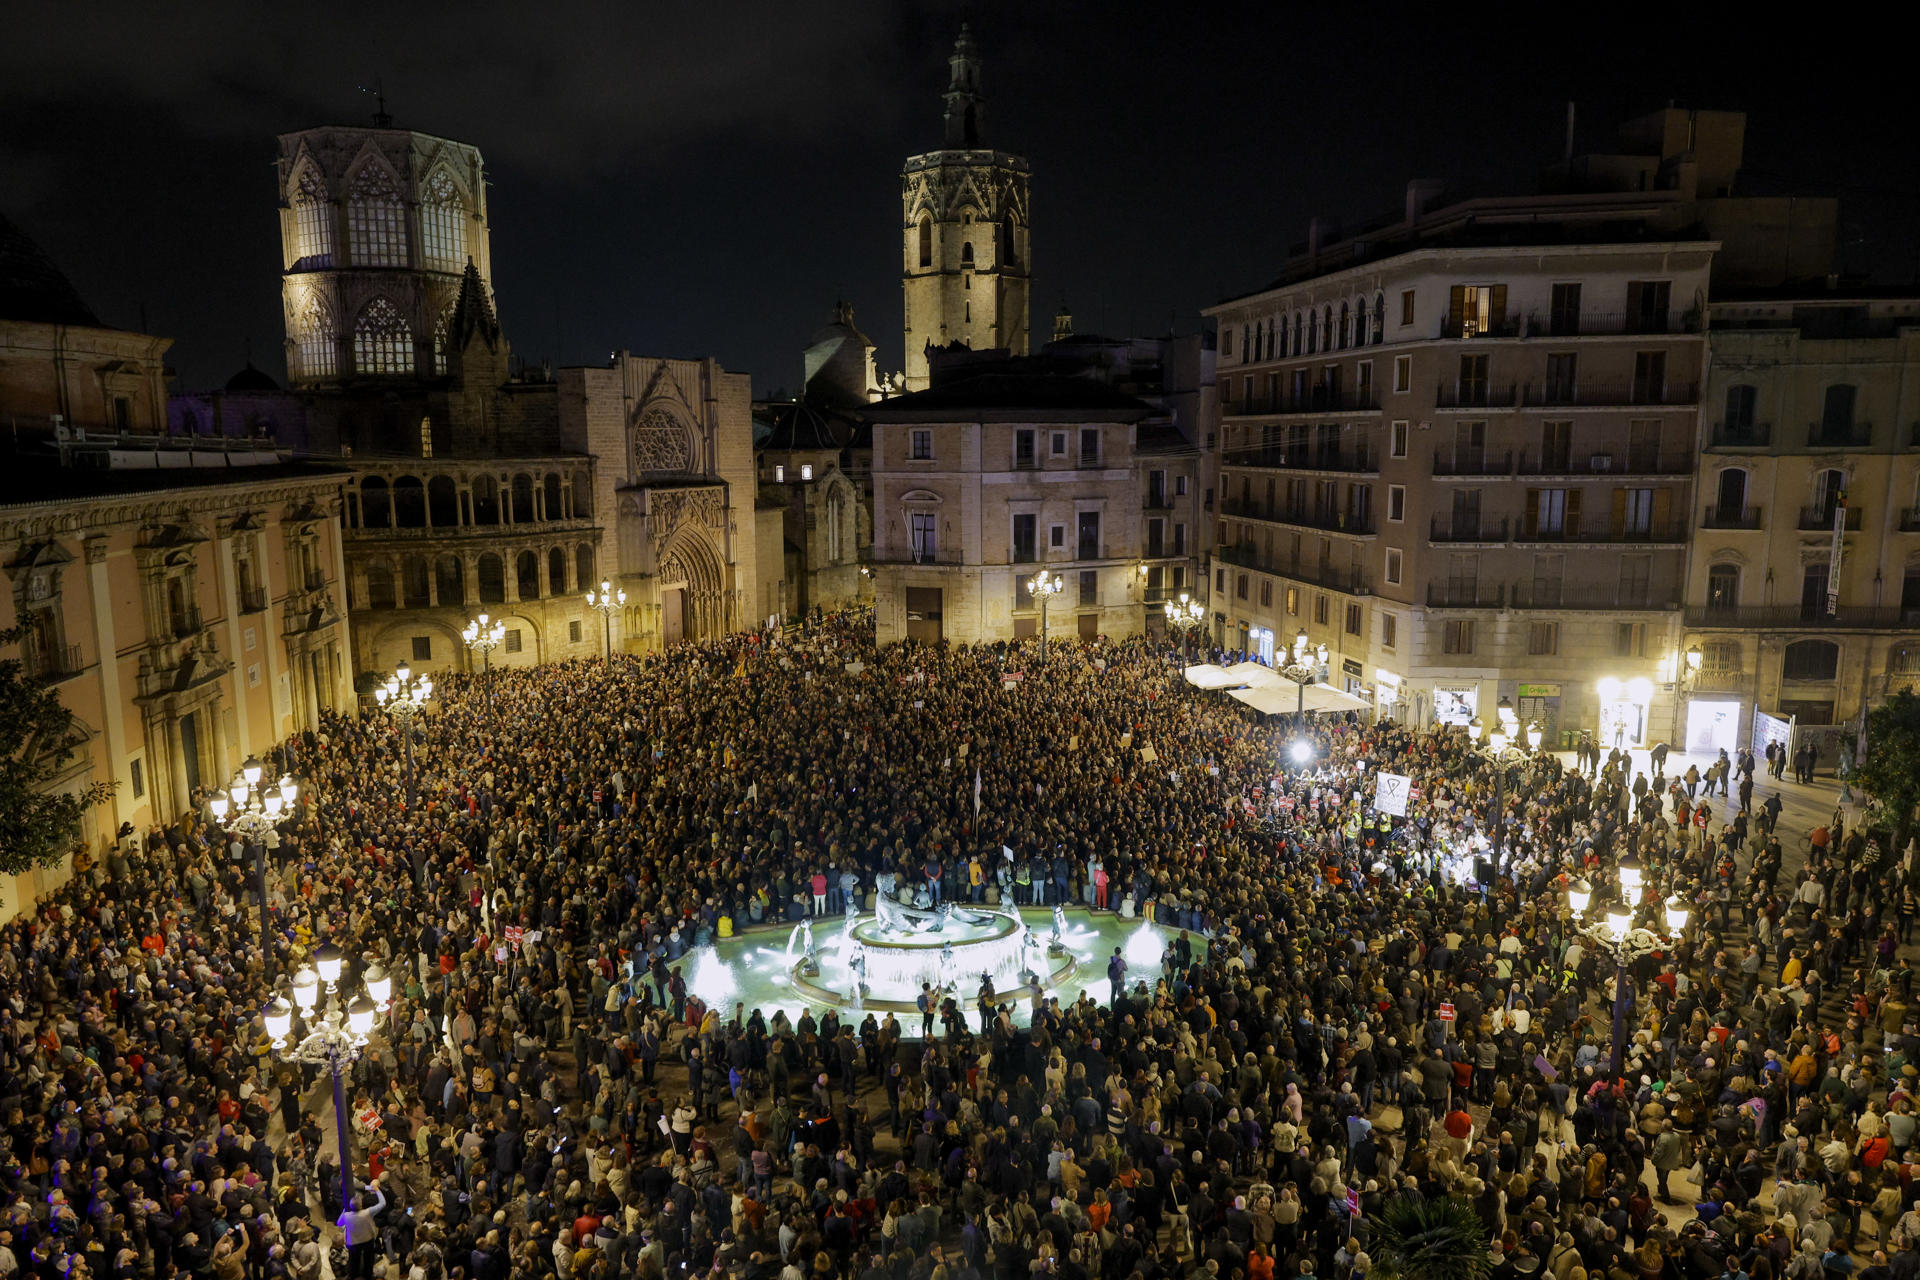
[{"x1": 657, "y1": 528, "x2": 726, "y2": 645}]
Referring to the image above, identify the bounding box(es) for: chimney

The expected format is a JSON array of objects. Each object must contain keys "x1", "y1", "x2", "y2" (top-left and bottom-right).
[{"x1": 1404, "y1": 180, "x2": 1444, "y2": 224}]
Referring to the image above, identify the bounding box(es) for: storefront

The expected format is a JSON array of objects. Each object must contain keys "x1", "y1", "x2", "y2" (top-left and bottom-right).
[
  {"x1": 1250, "y1": 626, "x2": 1275, "y2": 665},
  {"x1": 1374, "y1": 670, "x2": 1403, "y2": 722},
  {"x1": 1596, "y1": 676, "x2": 1654, "y2": 749},
  {"x1": 1684, "y1": 698, "x2": 1742, "y2": 756},
  {"x1": 1514, "y1": 682, "x2": 1562, "y2": 746},
  {"x1": 1434, "y1": 684, "x2": 1479, "y2": 726}
]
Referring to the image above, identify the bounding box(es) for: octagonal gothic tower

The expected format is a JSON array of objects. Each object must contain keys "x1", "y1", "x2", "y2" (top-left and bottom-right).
[
  {"x1": 900, "y1": 24, "x2": 1031, "y2": 391},
  {"x1": 275, "y1": 124, "x2": 499, "y2": 390}
]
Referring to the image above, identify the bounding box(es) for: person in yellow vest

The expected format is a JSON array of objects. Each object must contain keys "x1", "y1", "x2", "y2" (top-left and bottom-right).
[{"x1": 1782, "y1": 951, "x2": 1804, "y2": 986}]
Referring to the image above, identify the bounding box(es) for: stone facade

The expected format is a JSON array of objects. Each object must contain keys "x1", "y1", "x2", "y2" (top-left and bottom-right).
[
  {"x1": 0, "y1": 459, "x2": 353, "y2": 916},
  {"x1": 900, "y1": 26, "x2": 1030, "y2": 391},
  {"x1": 1680, "y1": 291, "x2": 1920, "y2": 754},
  {"x1": 867, "y1": 372, "x2": 1168, "y2": 646}
]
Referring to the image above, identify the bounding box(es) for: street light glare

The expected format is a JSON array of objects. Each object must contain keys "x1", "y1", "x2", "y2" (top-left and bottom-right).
[{"x1": 1289, "y1": 740, "x2": 1311, "y2": 764}]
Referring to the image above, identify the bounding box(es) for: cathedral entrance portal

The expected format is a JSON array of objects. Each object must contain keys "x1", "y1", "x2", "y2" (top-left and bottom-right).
[{"x1": 662, "y1": 587, "x2": 685, "y2": 646}]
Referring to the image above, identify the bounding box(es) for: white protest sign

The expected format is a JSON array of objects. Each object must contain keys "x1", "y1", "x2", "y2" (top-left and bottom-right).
[{"x1": 1373, "y1": 771, "x2": 1411, "y2": 817}]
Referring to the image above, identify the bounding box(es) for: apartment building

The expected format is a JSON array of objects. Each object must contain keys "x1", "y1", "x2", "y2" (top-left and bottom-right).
[
  {"x1": 868, "y1": 367, "x2": 1202, "y2": 646},
  {"x1": 1682, "y1": 290, "x2": 1920, "y2": 759},
  {"x1": 1200, "y1": 107, "x2": 1840, "y2": 743},
  {"x1": 1208, "y1": 237, "x2": 1708, "y2": 741}
]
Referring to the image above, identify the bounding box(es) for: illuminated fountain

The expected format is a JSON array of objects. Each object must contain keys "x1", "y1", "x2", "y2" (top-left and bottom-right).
[{"x1": 781, "y1": 898, "x2": 1078, "y2": 1012}]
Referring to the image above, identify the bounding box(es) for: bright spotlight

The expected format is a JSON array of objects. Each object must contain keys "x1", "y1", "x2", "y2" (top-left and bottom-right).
[{"x1": 1290, "y1": 740, "x2": 1312, "y2": 764}]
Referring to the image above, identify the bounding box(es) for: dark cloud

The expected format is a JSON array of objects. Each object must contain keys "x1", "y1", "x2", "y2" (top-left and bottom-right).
[
  {"x1": 0, "y1": 3, "x2": 1909, "y2": 397},
  {"x1": 1, "y1": 0, "x2": 908, "y2": 176}
]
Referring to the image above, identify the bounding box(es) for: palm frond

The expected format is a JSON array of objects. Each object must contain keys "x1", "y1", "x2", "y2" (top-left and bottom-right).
[{"x1": 1364, "y1": 1193, "x2": 1493, "y2": 1280}]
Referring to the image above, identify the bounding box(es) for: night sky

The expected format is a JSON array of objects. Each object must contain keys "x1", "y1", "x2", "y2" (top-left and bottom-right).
[{"x1": 3, "y1": 2, "x2": 1911, "y2": 398}]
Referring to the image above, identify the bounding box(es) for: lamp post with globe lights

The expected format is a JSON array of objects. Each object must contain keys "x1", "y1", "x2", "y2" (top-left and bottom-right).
[
  {"x1": 1567, "y1": 864, "x2": 1690, "y2": 1077},
  {"x1": 1465, "y1": 697, "x2": 1543, "y2": 874},
  {"x1": 264, "y1": 943, "x2": 391, "y2": 1225},
  {"x1": 209, "y1": 756, "x2": 298, "y2": 950},
  {"x1": 1276, "y1": 629, "x2": 1328, "y2": 725},
  {"x1": 374, "y1": 664, "x2": 432, "y2": 806},
  {"x1": 1163, "y1": 592, "x2": 1206, "y2": 659},
  {"x1": 1026, "y1": 569, "x2": 1064, "y2": 661},
  {"x1": 461, "y1": 614, "x2": 506, "y2": 715},
  {"x1": 585, "y1": 580, "x2": 626, "y2": 662}
]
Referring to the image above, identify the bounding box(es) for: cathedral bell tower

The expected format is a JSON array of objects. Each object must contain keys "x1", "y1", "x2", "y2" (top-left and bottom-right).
[{"x1": 900, "y1": 24, "x2": 1031, "y2": 391}]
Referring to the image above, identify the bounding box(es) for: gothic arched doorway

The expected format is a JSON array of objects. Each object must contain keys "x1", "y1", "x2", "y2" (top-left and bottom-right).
[{"x1": 657, "y1": 529, "x2": 724, "y2": 647}]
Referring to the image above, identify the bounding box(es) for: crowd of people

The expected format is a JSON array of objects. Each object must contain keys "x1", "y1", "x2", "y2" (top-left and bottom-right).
[{"x1": 1, "y1": 609, "x2": 1916, "y2": 1280}]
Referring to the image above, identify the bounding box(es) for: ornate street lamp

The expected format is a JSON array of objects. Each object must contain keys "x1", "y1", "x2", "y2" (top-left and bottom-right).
[
  {"x1": 585, "y1": 580, "x2": 626, "y2": 662},
  {"x1": 1465, "y1": 698, "x2": 1542, "y2": 875},
  {"x1": 1565, "y1": 877, "x2": 1690, "y2": 1076},
  {"x1": 264, "y1": 946, "x2": 392, "y2": 1226},
  {"x1": 1277, "y1": 628, "x2": 1328, "y2": 723},
  {"x1": 209, "y1": 756, "x2": 298, "y2": 948},
  {"x1": 374, "y1": 664, "x2": 432, "y2": 805},
  {"x1": 461, "y1": 614, "x2": 506, "y2": 714},
  {"x1": 1026, "y1": 569, "x2": 1064, "y2": 661},
  {"x1": 1163, "y1": 592, "x2": 1205, "y2": 659}
]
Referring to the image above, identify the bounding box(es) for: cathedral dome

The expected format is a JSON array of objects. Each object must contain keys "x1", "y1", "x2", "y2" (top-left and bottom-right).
[
  {"x1": 803, "y1": 301, "x2": 880, "y2": 408},
  {"x1": 0, "y1": 209, "x2": 101, "y2": 327},
  {"x1": 224, "y1": 363, "x2": 281, "y2": 393}
]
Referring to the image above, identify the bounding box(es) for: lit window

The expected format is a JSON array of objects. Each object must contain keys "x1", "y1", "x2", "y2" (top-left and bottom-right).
[
  {"x1": 800, "y1": 464, "x2": 814, "y2": 481},
  {"x1": 347, "y1": 161, "x2": 407, "y2": 267},
  {"x1": 432, "y1": 311, "x2": 450, "y2": 375},
  {"x1": 419, "y1": 417, "x2": 433, "y2": 459},
  {"x1": 419, "y1": 169, "x2": 466, "y2": 271},
  {"x1": 774, "y1": 464, "x2": 785, "y2": 482},
  {"x1": 298, "y1": 294, "x2": 336, "y2": 379},
  {"x1": 292, "y1": 168, "x2": 333, "y2": 266},
  {"x1": 353, "y1": 297, "x2": 414, "y2": 375}
]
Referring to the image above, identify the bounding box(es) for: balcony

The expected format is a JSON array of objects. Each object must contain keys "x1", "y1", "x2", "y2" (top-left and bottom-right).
[
  {"x1": 1797, "y1": 505, "x2": 1864, "y2": 531},
  {"x1": 1701, "y1": 505, "x2": 1764, "y2": 530},
  {"x1": 1434, "y1": 382, "x2": 1519, "y2": 410},
  {"x1": 1012, "y1": 454, "x2": 1041, "y2": 471},
  {"x1": 1218, "y1": 501, "x2": 1375, "y2": 536},
  {"x1": 1221, "y1": 445, "x2": 1378, "y2": 474},
  {"x1": 1708, "y1": 423, "x2": 1772, "y2": 449},
  {"x1": 169, "y1": 606, "x2": 204, "y2": 639},
  {"x1": 26, "y1": 642, "x2": 85, "y2": 682},
  {"x1": 1806, "y1": 421, "x2": 1874, "y2": 448},
  {"x1": 1216, "y1": 544, "x2": 1373, "y2": 594},
  {"x1": 1518, "y1": 309, "x2": 1702, "y2": 338},
  {"x1": 1516, "y1": 450, "x2": 1692, "y2": 477},
  {"x1": 1517, "y1": 380, "x2": 1700, "y2": 409},
  {"x1": 305, "y1": 571, "x2": 328, "y2": 592},
  {"x1": 1143, "y1": 490, "x2": 1176, "y2": 510},
  {"x1": 1684, "y1": 604, "x2": 1920, "y2": 629},
  {"x1": 1222, "y1": 389, "x2": 1381, "y2": 417},
  {"x1": 1428, "y1": 515, "x2": 1509, "y2": 544},
  {"x1": 1431, "y1": 448, "x2": 1514, "y2": 477},
  {"x1": 1509, "y1": 583, "x2": 1669, "y2": 611},
  {"x1": 1510, "y1": 520, "x2": 1689, "y2": 545},
  {"x1": 1426, "y1": 583, "x2": 1505, "y2": 609},
  {"x1": 239, "y1": 586, "x2": 268, "y2": 613},
  {"x1": 1902, "y1": 507, "x2": 1920, "y2": 532}
]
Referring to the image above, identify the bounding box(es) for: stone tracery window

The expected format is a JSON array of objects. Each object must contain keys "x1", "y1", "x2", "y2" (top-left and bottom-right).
[
  {"x1": 347, "y1": 161, "x2": 407, "y2": 267},
  {"x1": 292, "y1": 168, "x2": 334, "y2": 266},
  {"x1": 631, "y1": 408, "x2": 692, "y2": 474},
  {"x1": 353, "y1": 297, "x2": 413, "y2": 375},
  {"x1": 298, "y1": 294, "x2": 337, "y2": 379},
  {"x1": 432, "y1": 310, "x2": 450, "y2": 375},
  {"x1": 420, "y1": 169, "x2": 466, "y2": 271}
]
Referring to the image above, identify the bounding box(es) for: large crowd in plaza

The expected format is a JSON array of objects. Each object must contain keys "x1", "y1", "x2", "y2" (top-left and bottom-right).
[{"x1": 4, "y1": 608, "x2": 1919, "y2": 1280}]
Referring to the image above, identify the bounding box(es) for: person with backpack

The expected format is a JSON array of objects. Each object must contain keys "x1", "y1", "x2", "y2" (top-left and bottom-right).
[{"x1": 1107, "y1": 948, "x2": 1127, "y2": 1005}]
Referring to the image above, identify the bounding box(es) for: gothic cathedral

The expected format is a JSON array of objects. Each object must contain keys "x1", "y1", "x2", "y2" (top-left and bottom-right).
[{"x1": 900, "y1": 25, "x2": 1031, "y2": 391}]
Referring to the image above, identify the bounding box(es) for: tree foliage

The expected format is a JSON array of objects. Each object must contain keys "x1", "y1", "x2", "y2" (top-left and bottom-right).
[
  {"x1": 1365, "y1": 1193, "x2": 1493, "y2": 1280},
  {"x1": 0, "y1": 626, "x2": 115, "y2": 878},
  {"x1": 1860, "y1": 689, "x2": 1920, "y2": 853}
]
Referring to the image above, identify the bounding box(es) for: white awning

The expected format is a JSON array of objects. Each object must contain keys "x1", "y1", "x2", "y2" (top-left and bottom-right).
[
  {"x1": 1182, "y1": 664, "x2": 1241, "y2": 689},
  {"x1": 1219, "y1": 660, "x2": 1281, "y2": 688},
  {"x1": 1226, "y1": 681, "x2": 1372, "y2": 716}
]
